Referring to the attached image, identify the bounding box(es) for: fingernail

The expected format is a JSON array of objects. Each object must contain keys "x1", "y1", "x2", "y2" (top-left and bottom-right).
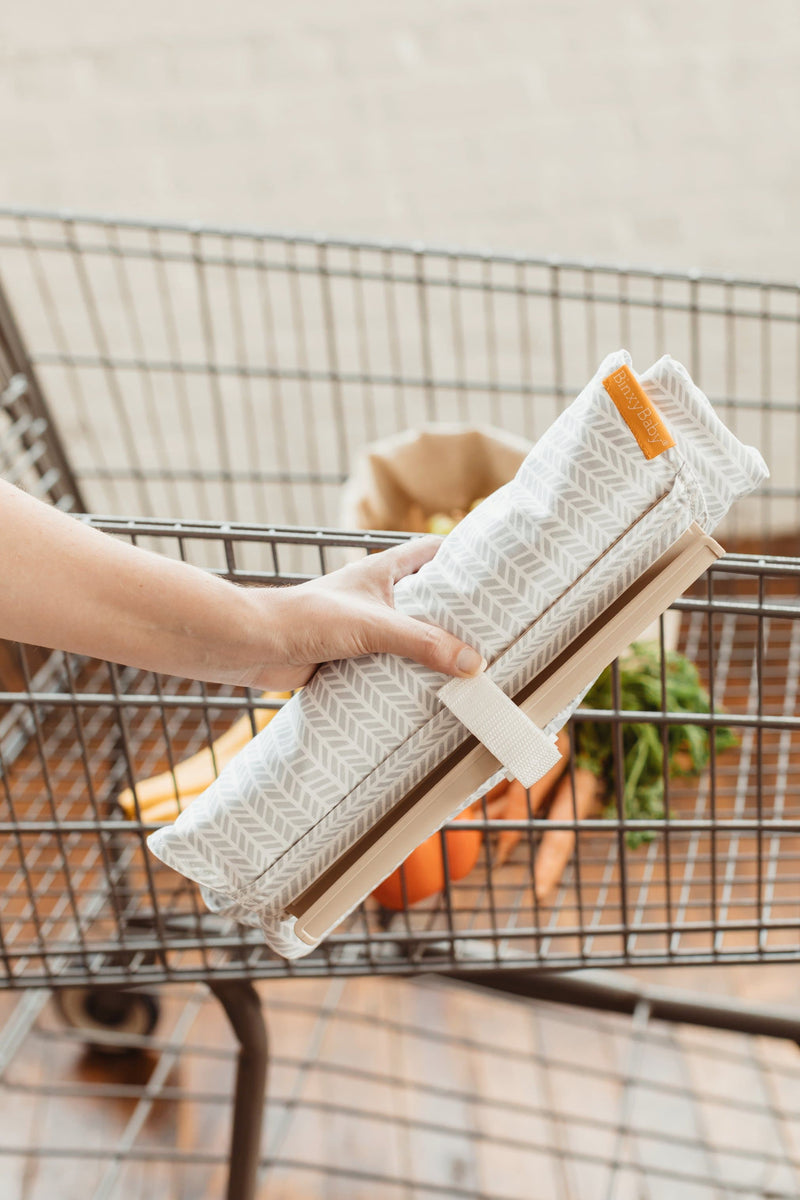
[{"x1": 456, "y1": 647, "x2": 487, "y2": 677}]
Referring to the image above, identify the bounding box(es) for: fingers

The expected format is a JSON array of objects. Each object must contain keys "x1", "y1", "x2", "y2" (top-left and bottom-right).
[
  {"x1": 364, "y1": 539, "x2": 484, "y2": 675},
  {"x1": 372, "y1": 535, "x2": 443, "y2": 584},
  {"x1": 373, "y1": 610, "x2": 486, "y2": 677}
]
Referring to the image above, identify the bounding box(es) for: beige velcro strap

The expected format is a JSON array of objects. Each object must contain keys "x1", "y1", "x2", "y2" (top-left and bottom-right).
[{"x1": 437, "y1": 672, "x2": 562, "y2": 788}]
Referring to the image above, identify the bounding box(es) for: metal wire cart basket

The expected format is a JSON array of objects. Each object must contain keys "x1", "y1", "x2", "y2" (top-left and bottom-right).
[{"x1": 1, "y1": 209, "x2": 799, "y2": 1199}]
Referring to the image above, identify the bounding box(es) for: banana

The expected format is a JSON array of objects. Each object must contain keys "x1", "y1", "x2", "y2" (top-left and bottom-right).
[{"x1": 118, "y1": 691, "x2": 291, "y2": 820}]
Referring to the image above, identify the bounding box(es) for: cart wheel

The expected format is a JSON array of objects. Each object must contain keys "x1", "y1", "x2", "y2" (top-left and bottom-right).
[{"x1": 54, "y1": 987, "x2": 160, "y2": 1055}]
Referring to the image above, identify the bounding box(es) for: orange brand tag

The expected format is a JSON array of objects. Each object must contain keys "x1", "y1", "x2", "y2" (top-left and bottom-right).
[{"x1": 602, "y1": 364, "x2": 675, "y2": 461}]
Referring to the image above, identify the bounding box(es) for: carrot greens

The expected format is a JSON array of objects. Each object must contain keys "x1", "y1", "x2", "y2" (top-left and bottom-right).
[{"x1": 575, "y1": 642, "x2": 737, "y2": 848}]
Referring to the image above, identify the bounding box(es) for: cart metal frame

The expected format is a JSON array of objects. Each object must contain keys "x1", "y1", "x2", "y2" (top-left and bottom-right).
[{"x1": 1, "y1": 208, "x2": 800, "y2": 1199}]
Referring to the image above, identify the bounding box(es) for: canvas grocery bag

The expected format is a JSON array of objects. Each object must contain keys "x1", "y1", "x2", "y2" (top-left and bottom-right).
[{"x1": 339, "y1": 424, "x2": 529, "y2": 533}]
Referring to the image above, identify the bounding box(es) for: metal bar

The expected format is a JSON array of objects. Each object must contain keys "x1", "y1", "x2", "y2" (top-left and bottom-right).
[
  {"x1": 482, "y1": 255, "x2": 500, "y2": 426},
  {"x1": 0, "y1": 890, "x2": 791, "y2": 961},
  {"x1": 108, "y1": 223, "x2": 183, "y2": 517},
  {"x1": 3, "y1": 205, "x2": 800, "y2": 291},
  {"x1": 8, "y1": 945, "x2": 800, "y2": 989},
  {"x1": 62, "y1": 214, "x2": 151, "y2": 514},
  {"x1": 5, "y1": 811, "x2": 800, "y2": 835},
  {"x1": 449, "y1": 253, "x2": 469, "y2": 424},
  {"x1": 25, "y1": 349, "x2": 800, "y2": 416},
  {"x1": 0, "y1": 258, "x2": 790, "y2": 326},
  {"x1": 254, "y1": 236, "x2": 299, "y2": 525},
  {"x1": 285, "y1": 238, "x2": 323, "y2": 525},
  {"x1": 14, "y1": 213, "x2": 115, "y2": 511},
  {"x1": 317, "y1": 241, "x2": 351, "y2": 481},
  {"x1": 148, "y1": 224, "x2": 211, "y2": 519},
  {"x1": 414, "y1": 246, "x2": 437, "y2": 423},
  {"x1": 449, "y1": 968, "x2": 800, "y2": 1042},
  {"x1": 0, "y1": 274, "x2": 85, "y2": 509},
  {"x1": 208, "y1": 980, "x2": 269, "y2": 1200},
  {"x1": 192, "y1": 227, "x2": 238, "y2": 520},
  {"x1": 78, "y1": 514, "x2": 408, "y2": 545},
  {"x1": 223, "y1": 232, "x2": 263, "y2": 522}
]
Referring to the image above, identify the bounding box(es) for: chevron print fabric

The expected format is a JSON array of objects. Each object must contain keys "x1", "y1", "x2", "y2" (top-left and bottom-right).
[{"x1": 148, "y1": 351, "x2": 769, "y2": 956}]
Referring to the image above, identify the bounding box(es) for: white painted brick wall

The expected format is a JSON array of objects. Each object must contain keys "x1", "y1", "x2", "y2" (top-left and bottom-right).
[{"x1": 1, "y1": 1, "x2": 798, "y2": 277}]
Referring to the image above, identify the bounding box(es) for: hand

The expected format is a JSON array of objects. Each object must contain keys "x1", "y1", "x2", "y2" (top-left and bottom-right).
[
  {"x1": 238, "y1": 535, "x2": 486, "y2": 690},
  {"x1": 0, "y1": 480, "x2": 485, "y2": 690}
]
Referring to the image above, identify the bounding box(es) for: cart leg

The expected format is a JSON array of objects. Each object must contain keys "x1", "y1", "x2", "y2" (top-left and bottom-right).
[{"x1": 209, "y1": 980, "x2": 269, "y2": 1200}]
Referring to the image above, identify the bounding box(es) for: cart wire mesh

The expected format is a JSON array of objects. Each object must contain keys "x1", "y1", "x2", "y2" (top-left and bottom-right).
[
  {"x1": 3, "y1": 975, "x2": 800, "y2": 1200},
  {"x1": 1, "y1": 206, "x2": 799, "y2": 540},
  {"x1": 0, "y1": 208, "x2": 799, "y2": 990},
  {"x1": 0, "y1": 516, "x2": 799, "y2": 987}
]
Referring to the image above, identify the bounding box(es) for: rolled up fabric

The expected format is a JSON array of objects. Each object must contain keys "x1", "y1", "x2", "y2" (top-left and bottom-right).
[{"x1": 148, "y1": 351, "x2": 768, "y2": 957}]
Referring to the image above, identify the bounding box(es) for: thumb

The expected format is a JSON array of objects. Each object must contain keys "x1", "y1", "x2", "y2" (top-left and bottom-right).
[{"x1": 373, "y1": 610, "x2": 486, "y2": 678}]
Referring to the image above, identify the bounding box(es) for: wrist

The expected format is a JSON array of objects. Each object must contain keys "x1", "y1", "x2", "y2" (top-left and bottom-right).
[{"x1": 221, "y1": 583, "x2": 284, "y2": 689}]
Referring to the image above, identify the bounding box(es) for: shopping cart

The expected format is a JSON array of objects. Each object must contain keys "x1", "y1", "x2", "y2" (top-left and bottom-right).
[{"x1": 1, "y1": 207, "x2": 799, "y2": 1199}]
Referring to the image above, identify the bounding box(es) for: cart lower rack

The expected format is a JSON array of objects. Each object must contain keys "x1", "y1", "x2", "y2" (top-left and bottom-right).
[{"x1": 5, "y1": 973, "x2": 800, "y2": 1200}]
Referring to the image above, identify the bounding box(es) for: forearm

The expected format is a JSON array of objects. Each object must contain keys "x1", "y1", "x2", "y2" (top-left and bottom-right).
[{"x1": 0, "y1": 481, "x2": 269, "y2": 684}]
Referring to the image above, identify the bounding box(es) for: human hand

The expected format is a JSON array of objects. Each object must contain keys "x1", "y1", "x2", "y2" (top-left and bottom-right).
[
  {"x1": 238, "y1": 535, "x2": 486, "y2": 691},
  {"x1": 0, "y1": 481, "x2": 484, "y2": 692}
]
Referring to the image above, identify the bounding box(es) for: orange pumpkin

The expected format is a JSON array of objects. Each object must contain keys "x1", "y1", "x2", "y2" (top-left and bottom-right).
[{"x1": 372, "y1": 806, "x2": 482, "y2": 910}]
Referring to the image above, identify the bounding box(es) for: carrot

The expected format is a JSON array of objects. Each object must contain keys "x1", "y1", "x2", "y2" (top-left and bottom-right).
[
  {"x1": 485, "y1": 777, "x2": 511, "y2": 803},
  {"x1": 492, "y1": 730, "x2": 570, "y2": 867},
  {"x1": 485, "y1": 792, "x2": 512, "y2": 821},
  {"x1": 480, "y1": 776, "x2": 512, "y2": 821},
  {"x1": 533, "y1": 767, "x2": 604, "y2": 902}
]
